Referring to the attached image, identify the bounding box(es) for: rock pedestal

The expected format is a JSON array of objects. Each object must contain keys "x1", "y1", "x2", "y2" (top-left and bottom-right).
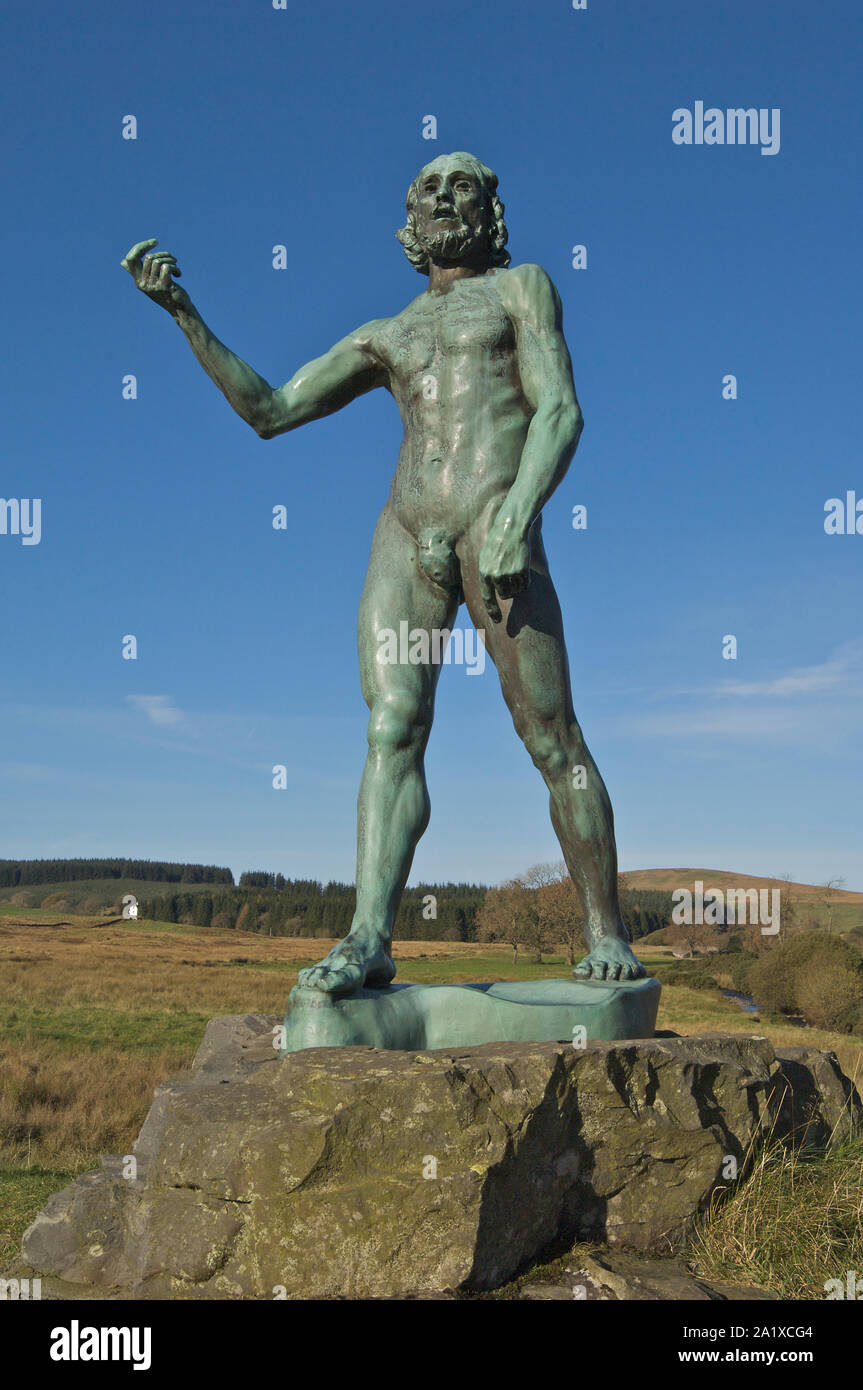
[{"x1": 13, "y1": 1018, "x2": 860, "y2": 1300}]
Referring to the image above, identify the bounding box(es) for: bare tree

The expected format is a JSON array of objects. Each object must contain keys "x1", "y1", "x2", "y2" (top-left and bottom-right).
[
  {"x1": 476, "y1": 867, "x2": 561, "y2": 964},
  {"x1": 822, "y1": 878, "x2": 846, "y2": 934},
  {"x1": 777, "y1": 874, "x2": 799, "y2": 941},
  {"x1": 526, "y1": 860, "x2": 586, "y2": 965},
  {"x1": 667, "y1": 918, "x2": 701, "y2": 958},
  {"x1": 476, "y1": 879, "x2": 533, "y2": 964}
]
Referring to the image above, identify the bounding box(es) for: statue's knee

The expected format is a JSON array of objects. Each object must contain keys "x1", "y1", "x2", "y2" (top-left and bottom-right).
[
  {"x1": 521, "y1": 722, "x2": 570, "y2": 779},
  {"x1": 368, "y1": 689, "x2": 429, "y2": 753}
]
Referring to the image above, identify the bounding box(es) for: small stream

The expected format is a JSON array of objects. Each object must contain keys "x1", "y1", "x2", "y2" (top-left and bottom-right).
[
  {"x1": 721, "y1": 988, "x2": 807, "y2": 1028},
  {"x1": 721, "y1": 988, "x2": 758, "y2": 1014}
]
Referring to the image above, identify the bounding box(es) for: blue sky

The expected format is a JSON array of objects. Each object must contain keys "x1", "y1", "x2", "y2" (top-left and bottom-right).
[{"x1": 1, "y1": 0, "x2": 861, "y2": 889}]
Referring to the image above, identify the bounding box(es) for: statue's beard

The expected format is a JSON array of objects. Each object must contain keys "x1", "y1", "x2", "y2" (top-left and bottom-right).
[{"x1": 420, "y1": 220, "x2": 485, "y2": 265}]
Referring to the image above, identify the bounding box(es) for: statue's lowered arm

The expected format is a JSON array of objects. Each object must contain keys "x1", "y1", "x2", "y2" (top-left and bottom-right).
[
  {"x1": 496, "y1": 263, "x2": 584, "y2": 534},
  {"x1": 121, "y1": 238, "x2": 387, "y2": 438},
  {"x1": 478, "y1": 264, "x2": 584, "y2": 622}
]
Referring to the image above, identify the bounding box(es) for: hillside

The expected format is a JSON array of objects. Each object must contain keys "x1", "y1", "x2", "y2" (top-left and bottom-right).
[
  {"x1": 620, "y1": 868, "x2": 863, "y2": 902},
  {"x1": 0, "y1": 878, "x2": 221, "y2": 911}
]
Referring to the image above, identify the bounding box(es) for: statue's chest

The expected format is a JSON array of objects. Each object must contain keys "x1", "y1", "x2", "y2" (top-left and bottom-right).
[{"x1": 384, "y1": 287, "x2": 515, "y2": 376}]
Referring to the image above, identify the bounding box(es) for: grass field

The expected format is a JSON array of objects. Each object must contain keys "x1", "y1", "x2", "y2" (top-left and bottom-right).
[{"x1": 1, "y1": 912, "x2": 861, "y2": 1287}]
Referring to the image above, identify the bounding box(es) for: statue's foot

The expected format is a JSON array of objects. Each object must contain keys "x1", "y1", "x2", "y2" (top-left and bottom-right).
[
  {"x1": 574, "y1": 935, "x2": 645, "y2": 982},
  {"x1": 297, "y1": 932, "x2": 395, "y2": 995}
]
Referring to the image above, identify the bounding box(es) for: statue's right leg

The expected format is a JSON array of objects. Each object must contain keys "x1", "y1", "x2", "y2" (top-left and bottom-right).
[{"x1": 297, "y1": 505, "x2": 459, "y2": 994}]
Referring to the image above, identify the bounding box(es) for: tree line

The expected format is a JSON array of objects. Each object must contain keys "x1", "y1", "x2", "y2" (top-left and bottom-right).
[
  {"x1": 3, "y1": 857, "x2": 673, "y2": 947},
  {"x1": 0, "y1": 858, "x2": 235, "y2": 887},
  {"x1": 136, "y1": 879, "x2": 488, "y2": 941},
  {"x1": 136, "y1": 869, "x2": 671, "y2": 946}
]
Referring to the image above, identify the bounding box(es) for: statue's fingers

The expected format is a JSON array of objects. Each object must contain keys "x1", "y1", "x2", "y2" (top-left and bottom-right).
[
  {"x1": 504, "y1": 570, "x2": 529, "y2": 597},
  {"x1": 498, "y1": 574, "x2": 523, "y2": 599},
  {"x1": 479, "y1": 573, "x2": 502, "y2": 624},
  {"x1": 121, "y1": 238, "x2": 158, "y2": 273},
  {"x1": 143, "y1": 254, "x2": 174, "y2": 289}
]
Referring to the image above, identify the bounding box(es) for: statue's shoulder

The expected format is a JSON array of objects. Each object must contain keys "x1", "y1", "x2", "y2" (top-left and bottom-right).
[
  {"x1": 349, "y1": 315, "x2": 396, "y2": 350},
  {"x1": 493, "y1": 264, "x2": 563, "y2": 326},
  {"x1": 391, "y1": 289, "x2": 430, "y2": 321}
]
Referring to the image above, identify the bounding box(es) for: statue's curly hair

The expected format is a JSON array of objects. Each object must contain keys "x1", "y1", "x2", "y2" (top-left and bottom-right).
[{"x1": 396, "y1": 152, "x2": 510, "y2": 275}]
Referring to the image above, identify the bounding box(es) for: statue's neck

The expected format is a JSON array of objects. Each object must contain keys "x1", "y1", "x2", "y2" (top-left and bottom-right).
[{"x1": 426, "y1": 259, "x2": 490, "y2": 294}]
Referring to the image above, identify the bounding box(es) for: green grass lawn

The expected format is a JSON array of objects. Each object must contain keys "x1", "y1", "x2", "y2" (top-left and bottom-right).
[{"x1": 0, "y1": 1003, "x2": 210, "y2": 1055}]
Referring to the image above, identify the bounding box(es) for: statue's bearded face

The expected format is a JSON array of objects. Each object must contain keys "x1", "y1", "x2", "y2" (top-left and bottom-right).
[{"x1": 412, "y1": 162, "x2": 490, "y2": 265}]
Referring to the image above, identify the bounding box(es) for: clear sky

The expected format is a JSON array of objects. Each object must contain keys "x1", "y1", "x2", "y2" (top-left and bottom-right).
[{"x1": 1, "y1": 0, "x2": 861, "y2": 889}]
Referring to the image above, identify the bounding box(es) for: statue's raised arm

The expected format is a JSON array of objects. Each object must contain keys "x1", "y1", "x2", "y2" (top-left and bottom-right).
[{"x1": 121, "y1": 238, "x2": 387, "y2": 437}]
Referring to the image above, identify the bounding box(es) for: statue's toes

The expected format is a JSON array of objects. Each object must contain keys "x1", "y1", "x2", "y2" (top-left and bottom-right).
[
  {"x1": 317, "y1": 961, "x2": 364, "y2": 994},
  {"x1": 606, "y1": 963, "x2": 622, "y2": 980}
]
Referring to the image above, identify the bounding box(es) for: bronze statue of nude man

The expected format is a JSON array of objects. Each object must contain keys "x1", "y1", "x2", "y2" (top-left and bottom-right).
[{"x1": 122, "y1": 151, "x2": 644, "y2": 992}]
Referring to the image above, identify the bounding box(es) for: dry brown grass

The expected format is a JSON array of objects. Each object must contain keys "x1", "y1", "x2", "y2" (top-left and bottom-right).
[
  {"x1": 0, "y1": 1043, "x2": 188, "y2": 1170},
  {"x1": 690, "y1": 1131, "x2": 863, "y2": 1299},
  {"x1": 0, "y1": 917, "x2": 496, "y2": 1016},
  {"x1": 0, "y1": 917, "x2": 510, "y2": 1172}
]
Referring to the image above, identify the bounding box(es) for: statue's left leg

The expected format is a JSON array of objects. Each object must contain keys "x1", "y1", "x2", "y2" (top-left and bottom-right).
[{"x1": 460, "y1": 519, "x2": 644, "y2": 981}]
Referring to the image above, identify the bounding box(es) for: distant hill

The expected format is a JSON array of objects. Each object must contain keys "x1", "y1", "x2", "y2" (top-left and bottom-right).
[
  {"x1": 620, "y1": 868, "x2": 863, "y2": 903},
  {"x1": 0, "y1": 874, "x2": 230, "y2": 912}
]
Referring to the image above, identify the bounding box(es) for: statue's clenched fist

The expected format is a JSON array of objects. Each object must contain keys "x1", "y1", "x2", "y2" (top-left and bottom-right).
[
  {"x1": 478, "y1": 518, "x2": 531, "y2": 623},
  {"x1": 121, "y1": 239, "x2": 189, "y2": 315}
]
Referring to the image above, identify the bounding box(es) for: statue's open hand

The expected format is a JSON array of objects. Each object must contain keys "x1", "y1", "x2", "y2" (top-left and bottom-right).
[
  {"x1": 121, "y1": 239, "x2": 189, "y2": 314},
  {"x1": 478, "y1": 523, "x2": 530, "y2": 623}
]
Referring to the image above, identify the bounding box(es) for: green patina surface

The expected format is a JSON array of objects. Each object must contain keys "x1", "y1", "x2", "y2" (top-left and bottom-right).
[
  {"x1": 123, "y1": 151, "x2": 643, "y2": 1007},
  {"x1": 282, "y1": 976, "x2": 661, "y2": 1053}
]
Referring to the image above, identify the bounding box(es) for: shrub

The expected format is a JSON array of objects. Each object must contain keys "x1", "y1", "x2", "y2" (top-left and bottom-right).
[
  {"x1": 40, "y1": 893, "x2": 72, "y2": 910},
  {"x1": 729, "y1": 954, "x2": 755, "y2": 993},
  {"x1": 749, "y1": 933, "x2": 863, "y2": 1032}
]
